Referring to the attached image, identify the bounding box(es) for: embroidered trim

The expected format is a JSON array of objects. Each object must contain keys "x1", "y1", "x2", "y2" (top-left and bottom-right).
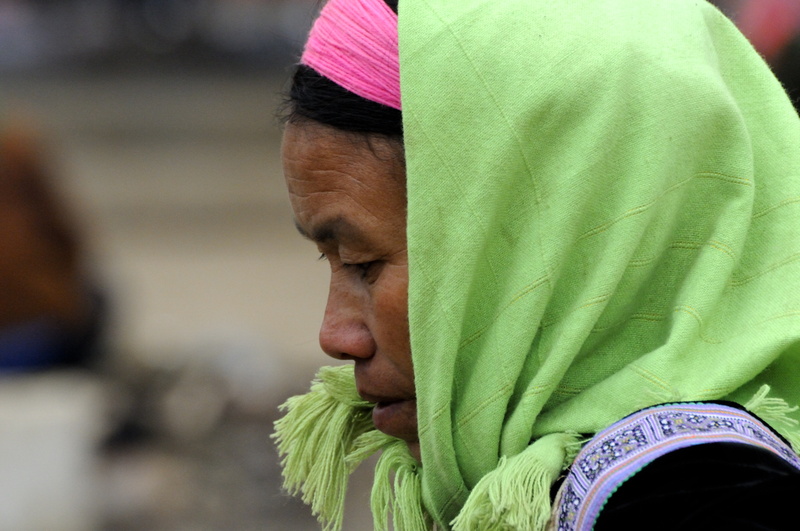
[{"x1": 554, "y1": 403, "x2": 800, "y2": 531}]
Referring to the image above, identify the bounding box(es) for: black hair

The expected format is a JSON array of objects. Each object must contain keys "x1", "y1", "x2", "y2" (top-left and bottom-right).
[{"x1": 282, "y1": 0, "x2": 403, "y2": 138}]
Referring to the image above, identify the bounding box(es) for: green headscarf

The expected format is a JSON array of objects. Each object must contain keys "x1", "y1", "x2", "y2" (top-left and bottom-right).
[{"x1": 276, "y1": 0, "x2": 800, "y2": 529}]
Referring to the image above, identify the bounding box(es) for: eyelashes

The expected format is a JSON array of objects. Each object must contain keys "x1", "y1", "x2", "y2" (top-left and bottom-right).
[{"x1": 317, "y1": 252, "x2": 378, "y2": 281}]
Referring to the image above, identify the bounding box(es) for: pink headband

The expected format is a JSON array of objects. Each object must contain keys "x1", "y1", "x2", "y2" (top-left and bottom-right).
[{"x1": 301, "y1": 0, "x2": 401, "y2": 110}]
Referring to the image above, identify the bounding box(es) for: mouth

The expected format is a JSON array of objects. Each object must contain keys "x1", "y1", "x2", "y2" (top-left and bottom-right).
[
  {"x1": 372, "y1": 399, "x2": 418, "y2": 442},
  {"x1": 358, "y1": 392, "x2": 418, "y2": 442}
]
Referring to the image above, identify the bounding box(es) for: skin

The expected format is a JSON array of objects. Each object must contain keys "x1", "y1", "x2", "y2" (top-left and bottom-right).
[{"x1": 282, "y1": 121, "x2": 419, "y2": 460}]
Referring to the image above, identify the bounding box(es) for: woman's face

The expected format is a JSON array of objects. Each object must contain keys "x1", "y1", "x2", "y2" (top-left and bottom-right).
[{"x1": 282, "y1": 122, "x2": 418, "y2": 459}]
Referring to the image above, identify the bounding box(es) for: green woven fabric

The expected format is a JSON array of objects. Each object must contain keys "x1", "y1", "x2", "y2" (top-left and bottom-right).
[{"x1": 399, "y1": 0, "x2": 800, "y2": 527}]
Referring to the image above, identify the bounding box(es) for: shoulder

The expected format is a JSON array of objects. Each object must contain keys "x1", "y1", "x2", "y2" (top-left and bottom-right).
[{"x1": 551, "y1": 402, "x2": 800, "y2": 530}]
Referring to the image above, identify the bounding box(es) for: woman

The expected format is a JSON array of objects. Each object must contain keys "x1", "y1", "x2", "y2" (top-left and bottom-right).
[{"x1": 274, "y1": 0, "x2": 800, "y2": 529}]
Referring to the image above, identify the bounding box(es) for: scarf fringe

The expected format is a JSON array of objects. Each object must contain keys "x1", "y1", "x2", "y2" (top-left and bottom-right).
[
  {"x1": 346, "y1": 429, "x2": 395, "y2": 471},
  {"x1": 272, "y1": 365, "x2": 375, "y2": 531},
  {"x1": 451, "y1": 432, "x2": 583, "y2": 531},
  {"x1": 744, "y1": 384, "x2": 800, "y2": 452},
  {"x1": 371, "y1": 439, "x2": 430, "y2": 531}
]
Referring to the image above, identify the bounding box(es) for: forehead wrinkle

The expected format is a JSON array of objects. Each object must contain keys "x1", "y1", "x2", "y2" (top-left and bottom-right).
[{"x1": 286, "y1": 167, "x2": 373, "y2": 196}]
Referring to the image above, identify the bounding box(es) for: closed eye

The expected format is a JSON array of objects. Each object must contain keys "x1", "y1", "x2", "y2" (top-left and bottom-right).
[
  {"x1": 343, "y1": 260, "x2": 380, "y2": 281},
  {"x1": 317, "y1": 251, "x2": 380, "y2": 282}
]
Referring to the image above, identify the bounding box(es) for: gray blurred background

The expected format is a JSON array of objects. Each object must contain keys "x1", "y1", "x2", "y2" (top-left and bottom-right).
[
  {"x1": 0, "y1": 1, "x2": 796, "y2": 530},
  {"x1": 0, "y1": 1, "x2": 374, "y2": 529}
]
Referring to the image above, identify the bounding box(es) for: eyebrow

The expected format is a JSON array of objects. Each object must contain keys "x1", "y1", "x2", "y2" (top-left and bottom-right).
[{"x1": 294, "y1": 215, "x2": 367, "y2": 244}]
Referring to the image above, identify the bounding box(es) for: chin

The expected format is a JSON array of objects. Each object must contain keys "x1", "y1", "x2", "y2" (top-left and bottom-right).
[{"x1": 407, "y1": 441, "x2": 421, "y2": 462}]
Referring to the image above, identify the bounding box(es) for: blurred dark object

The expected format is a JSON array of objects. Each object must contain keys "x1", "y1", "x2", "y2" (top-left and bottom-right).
[
  {"x1": 0, "y1": 126, "x2": 105, "y2": 371},
  {"x1": 96, "y1": 357, "x2": 322, "y2": 530},
  {"x1": 713, "y1": 0, "x2": 800, "y2": 110}
]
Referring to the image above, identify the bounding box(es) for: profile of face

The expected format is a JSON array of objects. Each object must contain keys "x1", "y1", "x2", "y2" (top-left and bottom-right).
[{"x1": 282, "y1": 121, "x2": 419, "y2": 459}]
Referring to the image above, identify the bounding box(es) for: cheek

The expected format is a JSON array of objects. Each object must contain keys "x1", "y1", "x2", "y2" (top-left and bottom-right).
[{"x1": 370, "y1": 267, "x2": 412, "y2": 370}]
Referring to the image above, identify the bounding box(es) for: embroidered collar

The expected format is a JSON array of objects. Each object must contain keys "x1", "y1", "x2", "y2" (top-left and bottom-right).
[{"x1": 554, "y1": 403, "x2": 800, "y2": 531}]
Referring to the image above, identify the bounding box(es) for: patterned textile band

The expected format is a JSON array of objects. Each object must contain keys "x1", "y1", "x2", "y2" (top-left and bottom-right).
[
  {"x1": 301, "y1": 0, "x2": 401, "y2": 110},
  {"x1": 554, "y1": 403, "x2": 800, "y2": 531}
]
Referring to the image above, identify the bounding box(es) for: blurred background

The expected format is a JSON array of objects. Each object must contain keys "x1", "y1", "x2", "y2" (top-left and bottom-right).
[
  {"x1": 0, "y1": 0, "x2": 797, "y2": 530},
  {"x1": 0, "y1": 0, "x2": 377, "y2": 529}
]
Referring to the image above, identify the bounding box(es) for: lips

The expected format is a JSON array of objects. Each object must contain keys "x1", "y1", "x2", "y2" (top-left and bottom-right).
[
  {"x1": 357, "y1": 386, "x2": 418, "y2": 442},
  {"x1": 354, "y1": 361, "x2": 418, "y2": 443},
  {"x1": 371, "y1": 398, "x2": 418, "y2": 442}
]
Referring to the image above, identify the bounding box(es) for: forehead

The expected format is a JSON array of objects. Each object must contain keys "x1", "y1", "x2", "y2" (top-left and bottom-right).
[
  {"x1": 282, "y1": 122, "x2": 406, "y2": 239},
  {"x1": 282, "y1": 121, "x2": 403, "y2": 175}
]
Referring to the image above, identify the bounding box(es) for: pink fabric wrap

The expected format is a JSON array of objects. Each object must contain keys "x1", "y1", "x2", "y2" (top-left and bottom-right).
[
  {"x1": 737, "y1": 0, "x2": 800, "y2": 62},
  {"x1": 301, "y1": 0, "x2": 401, "y2": 110}
]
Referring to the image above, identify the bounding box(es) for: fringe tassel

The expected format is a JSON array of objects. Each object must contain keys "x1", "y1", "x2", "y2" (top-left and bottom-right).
[
  {"x1": 744, "y1": 384, "x2": 800, "y2": 452},
  {"x1": 272, "y1": 365, "x2": 375, "y2": 531},
  {"x1": 451, "y1": 432, "x2": 583, "y2": 531},
  {"x1": 562, "y1": 433, "x2": 588, "y2": 468},
  {"x1": 346, "y1": 429, "x2": 395, "y2": 471},
  {"x1": 371, "y1": 440, "x2": 430, "y2": 531}
]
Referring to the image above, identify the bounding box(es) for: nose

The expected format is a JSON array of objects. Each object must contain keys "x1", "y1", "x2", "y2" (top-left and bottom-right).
[{"x1": 318, "y1": 277, "x2": 375, "y2": 360}]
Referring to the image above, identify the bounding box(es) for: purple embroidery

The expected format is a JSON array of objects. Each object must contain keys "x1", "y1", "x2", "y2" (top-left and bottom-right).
[
  {"x1": 554, "y1": 403, "x2": 800, "y2": 531},
  {"x1": 578, "y1": 425, "x2": 648, "y2": 482}
]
